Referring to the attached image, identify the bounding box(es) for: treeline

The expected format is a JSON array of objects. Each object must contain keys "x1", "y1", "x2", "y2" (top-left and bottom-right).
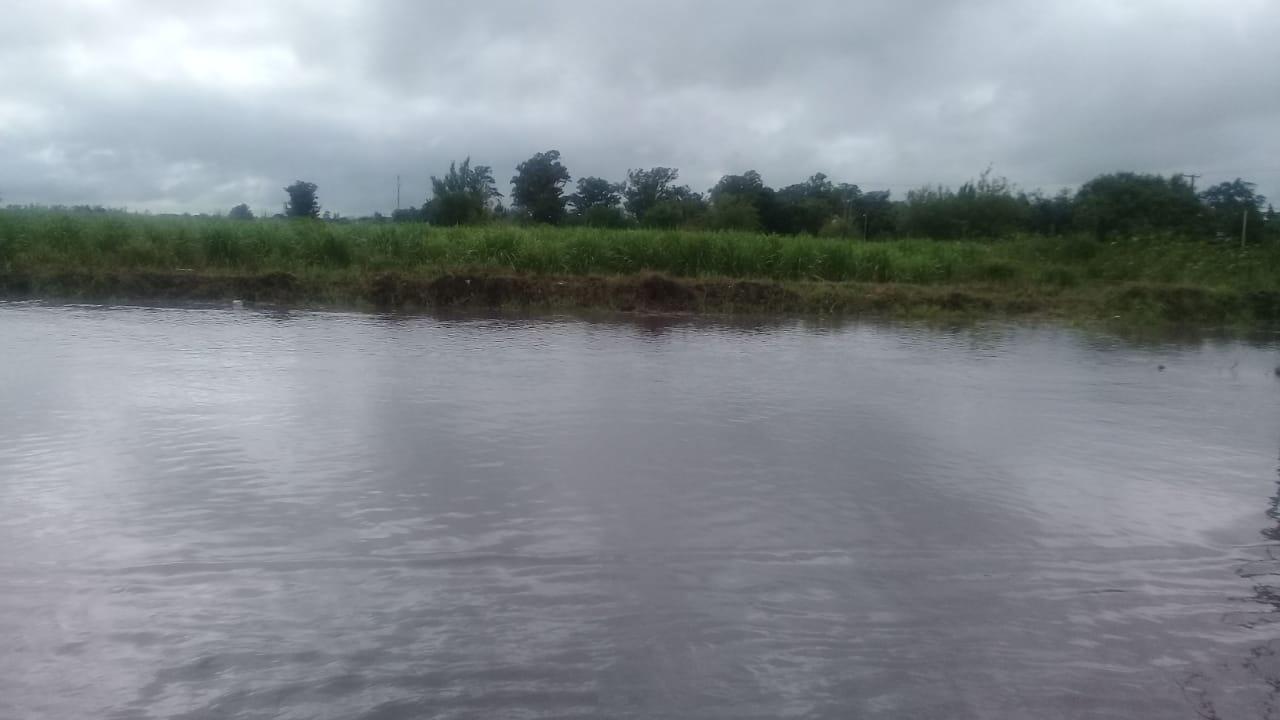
[
  {"x1": 9, "y1": 150, "x2": 1274, "y2": 243},
  {"x1": 266, "y1": 152, "x2": 1274, "y2": 243}
]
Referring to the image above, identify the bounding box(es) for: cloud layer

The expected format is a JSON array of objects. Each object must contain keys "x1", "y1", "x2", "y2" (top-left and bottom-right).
[{"x1": 2, "y1": 0, "x2": 1278, "y2": 215}]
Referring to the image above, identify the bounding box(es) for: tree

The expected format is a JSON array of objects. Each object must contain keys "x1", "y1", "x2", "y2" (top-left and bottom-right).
[
  {"x1": 954, "y1": 169, "x2": 1029, "y2": 237},
  {"x1": 1072, "y1": 172, "x2": 1201, "y2": 239},
  {"x1": 1024, "y1": 189, "x2": 1074, "y2": 236},
  {"x1": 569, "y1": 177, "x2": 627, "y2": 227},
  {"x1": 708, "y1": 171, "x2": 863, "y2": 236},
  {"x1": 570, "y1": 175, "x2": 629, "y2": 225},
  {"x1": 899, "y1": 184, "x2": 956, "y2": 238},
  {"x1": 284, "y1": 181, "x2": 319, "y2": 218},
  {"x1": 391, "y1": 207, "x2": 425, "y2": 223},
  {"x1": 570, "y1": 177, "x2": 624, "y2": 214},
  {"x1": 710, "y1": 170, "x2": 766, "y2": 202},
  {"x1": 1201, "y1": 178, "x2": 1267, "y2": 244},
  {"x1": 228, "y1": 203, "x2": 254, "y2": 220},
  {"x1": 706, "y1": 194, "x2": 761, "y2": 231},
  {"x1": 709, "y1": 171, "x2": 771, "y2": 231},
  {"x1": 623, "y1": 167, "x2": 681, "y2": 222},
  {"x1": 581, "y1": 205, "x2": 629, "y2": 228},
  {"x1": 854, "y1": 190, "x2": 894, "y2": 238},
  {"x1": 898, "y1": 168, "x2": 1029, "y2": 239},
  {"x1": 510, "y1": 150, "x2": 571, "y2": 224},
  {"x1": 774, "y1": 173, "x2": 850, "y2": 235},
  {"x1": 644, "y1": 185, "x2": 707, "y2": 228},
  {"x1": 425, "y1": 157, "x2": 502, "y2": 226}
]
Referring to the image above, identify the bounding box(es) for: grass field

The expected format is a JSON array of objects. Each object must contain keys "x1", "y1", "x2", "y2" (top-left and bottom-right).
[{"x1": 2, "y1": 210, "x2": 1279, "y2": 323}]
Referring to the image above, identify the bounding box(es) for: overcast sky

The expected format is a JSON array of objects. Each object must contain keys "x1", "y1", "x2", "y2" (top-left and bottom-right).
[{"x1": 1, "y1": 0, "x2": 1277, "y2": 216}]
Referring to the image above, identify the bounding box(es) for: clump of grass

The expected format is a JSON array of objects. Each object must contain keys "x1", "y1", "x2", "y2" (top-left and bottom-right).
[
  {"x1": 975, "y1": 260, "x2": 1020, "y2": 283},
  {"x1": 1035, "y1": 267, "x2": 1080, "y2": 288}
]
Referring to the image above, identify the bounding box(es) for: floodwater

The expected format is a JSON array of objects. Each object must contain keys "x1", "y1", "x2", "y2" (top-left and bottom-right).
[{"x1": 1, "y1": 302, "x2": 1278, "y2": 720}]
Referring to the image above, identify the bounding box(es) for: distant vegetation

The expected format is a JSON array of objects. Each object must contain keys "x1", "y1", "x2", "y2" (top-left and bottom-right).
[
  {"x1": 1, "y1": 209, "x2": 1278, "y2": 289},
  {"x1": 258, "y1": 154, "x2": 1271, "y2": 246},
  {"x1": 4, "y1": 208, "x2": 1280, "y2": 323},
  {"x1": 1, "y1": 153, "x2": 1277, "y2": 321},
  {"x1": 8, "y1": 152, "x2": 1271, "y2": 244}
]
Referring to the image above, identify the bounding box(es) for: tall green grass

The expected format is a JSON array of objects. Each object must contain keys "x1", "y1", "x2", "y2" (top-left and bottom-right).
[{"x1": 2, "y1": 209, "x2": 1278, "y2": 291}]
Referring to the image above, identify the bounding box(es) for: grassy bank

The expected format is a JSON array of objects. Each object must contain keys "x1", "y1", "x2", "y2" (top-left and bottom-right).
[{"x1": 2, "y1": 210, "x2": 1279, "y2": 323}]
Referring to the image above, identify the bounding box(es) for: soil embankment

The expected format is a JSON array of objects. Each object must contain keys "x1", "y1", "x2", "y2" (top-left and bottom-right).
[{"x1": 6, "y1": 268, "x2": 1279, "y2": 325}]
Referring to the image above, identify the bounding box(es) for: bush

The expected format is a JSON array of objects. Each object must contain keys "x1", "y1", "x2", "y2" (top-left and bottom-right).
[
  {"x1": 976, "y1": 260, "x2": 1019, "y2": 283},
  {"x1": 580, "y1": 205, "x2": 628, "y2": 229}
]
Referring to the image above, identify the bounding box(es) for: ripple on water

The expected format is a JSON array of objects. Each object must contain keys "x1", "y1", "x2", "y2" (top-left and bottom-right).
[{"x1": 0, "y1": 303, "x2": 1278, "y2": 719}]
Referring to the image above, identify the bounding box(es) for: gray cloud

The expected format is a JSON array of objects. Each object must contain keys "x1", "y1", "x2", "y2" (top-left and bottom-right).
[{"x1": 1, "y1": 0, "x2": 1277, "y2": 215}]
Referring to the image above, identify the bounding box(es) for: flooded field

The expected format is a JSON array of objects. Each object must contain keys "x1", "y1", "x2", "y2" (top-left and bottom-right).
[{"x1": 1, "y1": 302, "x2": 1278, "y2": 719}]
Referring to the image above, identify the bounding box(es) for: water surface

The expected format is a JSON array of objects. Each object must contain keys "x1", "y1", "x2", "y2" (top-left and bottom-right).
[{"x1": 1, "y1": 302, "x2": 1278, "y2": 719}]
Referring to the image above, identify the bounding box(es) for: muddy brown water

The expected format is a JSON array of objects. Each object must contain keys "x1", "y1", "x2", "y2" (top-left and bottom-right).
[{"x1": 1, "y1": 301, "x2": 1279, "y2": 719}]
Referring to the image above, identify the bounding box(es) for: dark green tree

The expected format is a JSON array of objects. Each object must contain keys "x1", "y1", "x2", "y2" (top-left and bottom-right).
[
  {"x1": 899, "y1": 185, "x2": 955, "y2": 237},
  {"x1": 639, "y1": 186, "x2": 708, "y2": 228},
  {"x1": 510, "y1": 150, "x2": 571, "y2": 224},
  {"x1": 391, "y1": 207, "x2": 425, "y2": 223},
  {"x1": 425, "y1": 157, "x2": 501, "y2": 226},
  {"x1": 1201, "y1": 178, "x2": 1267, "y2": 244},
  {"x1": 284, "y1": 181, "x2": 319, "y2": 219},
  {"x1": 228, "y1": 203, "x2": 254, "y2": 220},
  {"x1": 853, "y1": 190, "x2": 894, "y2": 238},
  {"x1": 710, "y1": 171, "x2": 770, "y2": 231},
  {"x1": 955, "y1": 169, "x2": 1029, "y2": 237},
  {"x1": 569, "y1": 177, "x2": 627, "y2": 227},
  {"x1": 899, "y1": 169, "x2": 1028, "y2": 238},
  {"x1": 1024, "y1": 189, "x2": 1074, "y2": 236},
  {"x1": 706, "y1": 194, "x2": 761, "y2": 231},
  {"x1": 623, "y1": 167, "x2": 681, "y2": 222},
  {"x1": 1072, "y1": 172, "x2": 1201, "y2": 239},
  {"x1": 710, "y1": 170, "x2": 766, "y2": 201},
  {"x1": 581, "y1": 205, "x2": 628, "y2": 228},
  {"x1": 709, "y1": 171, "x2": 864, "y2": 235},
  {"x1": 668, "y1": 185, "x2": 710, "y2": 227},
  {"x1": 711, "y1": 170, "x2": 807, "y2": 234},
  {"x1": 775, "y1": 173, "x2": 850, "y2": 235},
  {"x1": 570, "y1": 176, "x2": 624, "y2": 214},
  {"x1": 643, "y1": 201, "x2": 684, "y2": 228}
]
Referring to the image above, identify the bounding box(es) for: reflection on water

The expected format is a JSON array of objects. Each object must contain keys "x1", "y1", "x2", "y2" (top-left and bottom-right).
[{"x1": 1, "y1": 301, "x2": 1279, "y2": 719}]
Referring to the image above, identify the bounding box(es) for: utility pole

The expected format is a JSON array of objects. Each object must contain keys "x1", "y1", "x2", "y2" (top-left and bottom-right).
[
  {"x1": 1242, "y1": 210, "x2": 1249, "y2": 250},
  {"x1": 1183, "y1": 173, "x2": 1201, "y2": 192},
  {"x1": 396, "y1": 175, "x2": 401, "y2": 211}
]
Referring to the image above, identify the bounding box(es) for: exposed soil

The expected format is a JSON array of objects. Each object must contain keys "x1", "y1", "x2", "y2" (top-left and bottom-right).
[{"x1": 3, "y1": 268, "x2": 1278, "y2": 325}]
